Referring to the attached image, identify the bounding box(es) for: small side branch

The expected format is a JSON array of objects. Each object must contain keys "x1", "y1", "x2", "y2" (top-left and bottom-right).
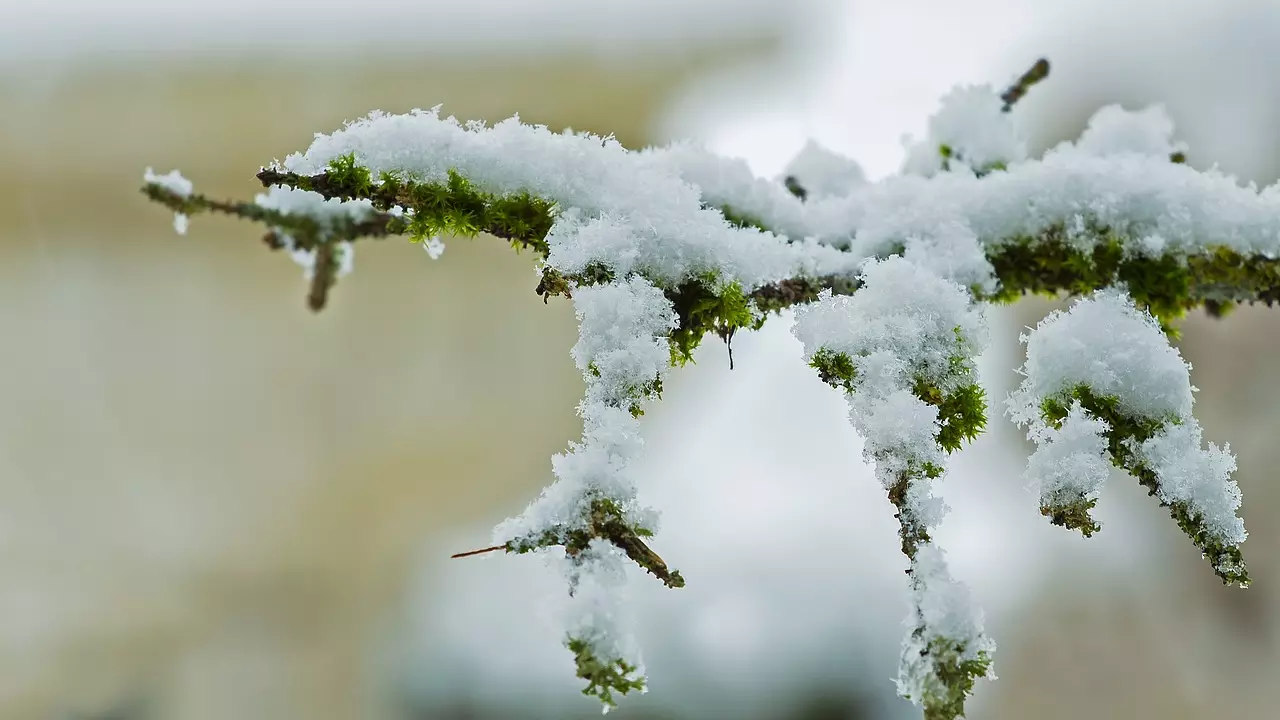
[{"x1": 1001, "y1": 58, "x2": 1051, "y2": 111}]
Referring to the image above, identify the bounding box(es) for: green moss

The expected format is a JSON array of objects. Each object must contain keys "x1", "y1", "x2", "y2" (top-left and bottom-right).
[
  {"x1": 915, "y1": 380, "x2": 988, "y2": 454},
  {"x1": 324, "y1": 152, "x2": 374, "y2": 198},
  {"x1": 566, "y1": 637, "x2": 646, "y2": 710},
  {"x1": 1040, "y1": 385, "x2": 1249, "y2": 586},
  {"x1": 809, "y1": 347, "x2": 858, "y2": 394},
  {"x1": 665, "y1": 272, "x2": 755, "y2": 366},
  {"x1": 984, "y1": 224, "x2": 1280, "y2": 335},
  {"x1": 911, "y1": 636, "x2": 995, "y2": 720},
  {"x1": 396, "y1": 169, "x2": 556, "y2": 255},
  {"x1": 260, "y1": 162, "x2": 556, "y2": 256},
  {"x1": 624, "y1": 376, "x2": 663, "y2": 418},
  {"x1": 809, "y1": 345, "x2": 987, "y2": 455}
]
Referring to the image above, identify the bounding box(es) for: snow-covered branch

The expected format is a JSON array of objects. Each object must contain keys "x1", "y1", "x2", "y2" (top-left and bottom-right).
[{"x1": 138, "y1": 57, "x2": 1264, "y2": 720}]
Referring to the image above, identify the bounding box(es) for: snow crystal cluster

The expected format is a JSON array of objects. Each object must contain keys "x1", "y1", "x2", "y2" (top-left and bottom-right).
[
  {"x1": 493, "y1": 277, "x2": 677, "y2": 684},
  {"x1": 1007, "y1": 289, "x2": 1247, "y2": 560}
]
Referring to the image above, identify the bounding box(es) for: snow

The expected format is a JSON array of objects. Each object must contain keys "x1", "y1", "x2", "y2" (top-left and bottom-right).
[
  {"x1": 143, "y1": 167, "x2": 192, "y2": 197},
  {"x1": 1071, "y1": 104, "x2": 1188, "y2": 159},
  {"x1": 1133, "y1": 422, "x2": 1245, "y2": 547},
  {"x1": 1008, "y1": 289, "x2": 1247, "y2": 554},
  {"x1": 792, "y1": 256, "x2": 986, "y2": 397},
  {"x1": 780, "y1": 139, "x2": 867, "y2": 198},
  {"x1": 238, "y1": 101, "x2": 1280, "y2": 297},
  {"x1": 280, "y1": 108, "x2": 862, "y2": 289},
  {"x1": 901, "y1": 84, "x2": 1026, "y2": 176},
  {"x1": 790, "y1": 257, "x2": 994, "y2": 706},
  {"x1": 897, "y1": 543, "x2": 996, "y2": 702},
  {"x1": 421, "y1": 236, "x2": 446, "y2": 260},
  {"x1": 1023, "y1": 401, "x2": 1112, "y2": 514},
  {"x1": 1007, "y1": 289, "x2": 1193, "y2": 424},
  {"x1": 136, "y1": 56, "x2": 1269, "y2": 712}
]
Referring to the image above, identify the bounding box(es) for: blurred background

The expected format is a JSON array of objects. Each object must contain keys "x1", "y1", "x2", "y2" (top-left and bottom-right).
[{"x1": 1, "y1": 0, "x2": 1278, "y2": 718}]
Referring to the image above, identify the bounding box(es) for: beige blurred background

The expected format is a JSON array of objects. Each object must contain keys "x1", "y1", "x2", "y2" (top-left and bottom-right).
[{"x1": 2, "y1": 1, "x2": 1279, "y2": 719}]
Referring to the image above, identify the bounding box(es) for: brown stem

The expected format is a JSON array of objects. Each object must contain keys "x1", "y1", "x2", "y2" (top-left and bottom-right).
[
  {"x1": 1000, "y1": 58, "x2": 1051, "y2": 111},
  {"x1": 450, "y1": 544, "x2": 507, "y2": 559}
]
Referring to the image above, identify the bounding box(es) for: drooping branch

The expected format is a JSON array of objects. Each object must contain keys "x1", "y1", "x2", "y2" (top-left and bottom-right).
[{"x1": 795, "y1": 259, "x2": 995, "y2": 720}]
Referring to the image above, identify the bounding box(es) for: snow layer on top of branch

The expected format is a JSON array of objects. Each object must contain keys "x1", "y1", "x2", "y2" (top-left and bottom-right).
[
  {"x1": 1008, "y1": 289, "x2": 1192, "y2": 423},
  {"x1": 279, "y1": 108, "x2": 860, "y2": 289},
  {"x1": 834, "y1": 144, "x2": 1280, "y2": 260},
  {"x1": 275, "y1": 105, "x2": 1280, "y2": 286},
  {"x1": 639, "y1": 142, "x2": 811, "y2": 238},
  {"x1": 143, "y1": 167, "x2": 192, "y2": 198}
]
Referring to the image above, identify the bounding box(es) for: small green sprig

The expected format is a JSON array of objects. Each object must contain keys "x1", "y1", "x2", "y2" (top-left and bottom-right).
[{"x1": 566, "y1": 636, "x2": 646, "y2": 711}]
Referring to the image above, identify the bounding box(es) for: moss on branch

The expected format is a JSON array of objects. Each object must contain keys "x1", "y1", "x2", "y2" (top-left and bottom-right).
[
  {"x1": 1039, "y1": 385, "x2": 1249, "y2": 587},
  {"x1": 146, "y1": 156, "x2": 1280, "y2": 333},
  {"x1": 501, "y1": 497, "x2": 685, "y2": 590}
]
